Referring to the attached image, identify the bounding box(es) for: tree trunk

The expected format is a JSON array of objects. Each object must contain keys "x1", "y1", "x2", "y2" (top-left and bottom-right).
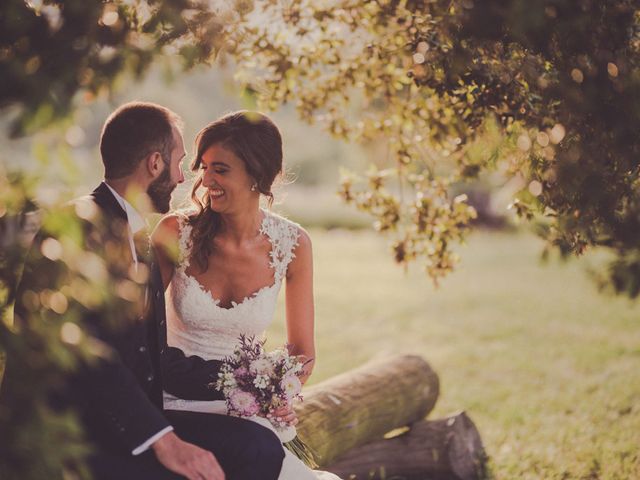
[
  {"x1": 326, "y1": 412, "x2": 487, "y2": 480},
  {"x1": 295, "y1": 354, "x2": 439, "y2": 467}
]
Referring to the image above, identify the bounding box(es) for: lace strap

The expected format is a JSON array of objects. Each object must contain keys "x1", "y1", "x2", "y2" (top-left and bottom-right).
[
  {"x1": 176, "y1": 213, "x2": 193, "y2": 271},
  {"x1": 260, "y1": 212, "x2": 300, "y2": 282}
]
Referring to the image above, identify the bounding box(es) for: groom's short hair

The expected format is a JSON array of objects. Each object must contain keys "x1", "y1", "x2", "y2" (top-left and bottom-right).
[{"x1": 100, "y1": 102, "x2": 183, "y2": 179}]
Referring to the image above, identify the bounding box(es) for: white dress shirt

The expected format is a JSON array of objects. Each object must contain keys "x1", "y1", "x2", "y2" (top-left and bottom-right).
[
  {"x1": 103, "y1": 182, "x2": 173, "y2": 455},
  {"x1": 104, "y1": 182, "x2": 146, "y2": 270}
]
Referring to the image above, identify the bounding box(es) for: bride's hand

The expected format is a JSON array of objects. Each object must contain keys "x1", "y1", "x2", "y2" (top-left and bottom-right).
[{"x1": 267, "y1": 403, "x2": 298, "y2": 427}]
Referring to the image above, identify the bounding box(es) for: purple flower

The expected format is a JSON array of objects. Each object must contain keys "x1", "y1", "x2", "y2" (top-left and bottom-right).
[
  {"x1": 213, "y1": 335, "x2": 308, "y2": 420},
  {"x1": 228, "y1": 389, "x2": 260, "y2": 417},
  {"x1": 234, "y1": 366, "x2": 249, "y2": 377}
]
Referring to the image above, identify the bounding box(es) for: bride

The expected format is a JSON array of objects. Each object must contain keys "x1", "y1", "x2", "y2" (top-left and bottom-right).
[{"x1": 152, "y1": 111, "x2": 340, "y2": 480}]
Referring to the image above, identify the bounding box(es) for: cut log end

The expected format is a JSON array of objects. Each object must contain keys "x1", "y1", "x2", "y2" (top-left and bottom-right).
[
  {"x1": 447, "y1": 411, "x2": 487, "y2": 480},
  {"x1": 326, "y1": 412, "x2": 487, "y2": 480}
]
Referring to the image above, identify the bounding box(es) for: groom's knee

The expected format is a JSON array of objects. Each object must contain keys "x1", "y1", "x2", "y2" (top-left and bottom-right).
[
  {"x1": 230, "y1": 423, "x2": 284, "y2": 479},
  {"x1": 164, "y1": 411, "x2": 284, "y2": 479}
]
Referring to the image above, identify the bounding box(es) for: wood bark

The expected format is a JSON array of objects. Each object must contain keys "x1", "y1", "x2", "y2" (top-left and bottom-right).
[
  {"x1": 326, "y1": 412, "x2": 487, "y2": 480},
  {"x1": 295, "y1": 354, "x2": 439, "y2": 467}
]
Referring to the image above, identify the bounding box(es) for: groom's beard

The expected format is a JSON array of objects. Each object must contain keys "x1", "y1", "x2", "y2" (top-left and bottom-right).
[{"x1": 147, "y1": 167, "x2": 175, "y2": 214}]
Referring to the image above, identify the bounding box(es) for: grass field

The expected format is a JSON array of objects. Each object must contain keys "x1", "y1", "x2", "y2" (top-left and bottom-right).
[{"x1": 267, "y1": 229, "x2": 640, "y2": 480}]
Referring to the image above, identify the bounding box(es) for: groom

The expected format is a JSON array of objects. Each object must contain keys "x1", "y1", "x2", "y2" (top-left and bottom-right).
[{"x1": 12, "y1": 102, "x2": 284, "y2": 479}]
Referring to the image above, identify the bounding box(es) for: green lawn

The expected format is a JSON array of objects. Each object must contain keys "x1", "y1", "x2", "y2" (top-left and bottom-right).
[{"x1": 267, "y1": 229, "x2": 640, "y2": 480}]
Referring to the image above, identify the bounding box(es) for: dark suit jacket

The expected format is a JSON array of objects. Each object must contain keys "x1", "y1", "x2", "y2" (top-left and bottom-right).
[{"x1": 12, "y1": 183, "x2": 224, "y2": 456}]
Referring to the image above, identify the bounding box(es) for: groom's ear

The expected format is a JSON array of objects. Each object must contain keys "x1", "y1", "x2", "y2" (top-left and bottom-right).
[{"x1": 145, "y1": 151, "x2": 164, "y2": 179}]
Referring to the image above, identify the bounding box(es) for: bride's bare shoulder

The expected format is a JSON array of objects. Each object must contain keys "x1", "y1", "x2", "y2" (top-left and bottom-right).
[
  {"x1": 151, "y1": 210, "x2": 193, "y2": 246},
  {"x1": 152, "y1": 214, "x2": 178, "y2": 238}
]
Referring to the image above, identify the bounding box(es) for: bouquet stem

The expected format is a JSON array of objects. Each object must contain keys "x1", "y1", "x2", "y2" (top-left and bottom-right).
[{"x1": 284, "y1": 436, "x2": 319, "y2": 469}]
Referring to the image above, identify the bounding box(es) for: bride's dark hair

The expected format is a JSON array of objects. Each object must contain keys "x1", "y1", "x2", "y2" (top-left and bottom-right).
[{"x1": 188, "y1": 111, "x2": 283, "y2": 272}]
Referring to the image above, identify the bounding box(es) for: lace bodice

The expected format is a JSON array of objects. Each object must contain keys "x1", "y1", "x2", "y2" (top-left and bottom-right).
[
  {"x1": 165, "y1": 209, "x2": 301, "y2": 361},
  {"x1": 162, "y1": 212, "x2": 342, "y2": 480}
]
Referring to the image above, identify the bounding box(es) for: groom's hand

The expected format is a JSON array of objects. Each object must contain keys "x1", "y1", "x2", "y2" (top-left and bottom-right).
[{"x1": 152, "y1": 431, "x2": 225, "y2": 480}]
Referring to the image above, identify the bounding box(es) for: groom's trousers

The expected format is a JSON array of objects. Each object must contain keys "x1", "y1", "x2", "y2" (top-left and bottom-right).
[{"x1": 88, "y1": 410, "x2": 285, "y2": 480}]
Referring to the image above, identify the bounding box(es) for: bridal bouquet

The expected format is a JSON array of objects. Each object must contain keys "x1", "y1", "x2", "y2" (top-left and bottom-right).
[
  {"x1": 212, "y1": 335, "x2": 318, "y2": 467},
  {"x1": 213, "y1": 335, "x2": 306, "y2": 435}
]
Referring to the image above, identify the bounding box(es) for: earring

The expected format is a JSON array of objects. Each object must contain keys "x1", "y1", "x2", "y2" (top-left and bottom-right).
[{"x1": 250, "y1": 183, "x2": 258, "y2": 192}]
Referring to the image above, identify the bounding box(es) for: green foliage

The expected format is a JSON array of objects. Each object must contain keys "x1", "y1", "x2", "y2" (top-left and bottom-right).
[
  {"x1": 0, "y1": 3, "x2": 232, "y2": 476},
  {"x1": 0, "y1": 169, "x2": 148, "y2": 479},
  {"x1": 338, "y1": 167, "x2": 477, "y2": 283},
  {"x1": 228, "y1": 0, "x2": 640, "y2": 294},
  {"x1": 5, "y1": 1, "x2": 639, "y2": 292},
  {"x1": 0, "y1": 172, "x2": 86, "y2": 479},
  {"x1": 0, "y1": 0, "x2": 223, "y2": 136}
]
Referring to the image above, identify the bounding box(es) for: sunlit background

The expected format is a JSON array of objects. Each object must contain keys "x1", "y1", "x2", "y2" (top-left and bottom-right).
[
  {"x1": 2, "y1": 0, "x2": 640, "y2": 477},
  {"x1": 3, "y1": 61, "x2": 639, "y2": 478}
]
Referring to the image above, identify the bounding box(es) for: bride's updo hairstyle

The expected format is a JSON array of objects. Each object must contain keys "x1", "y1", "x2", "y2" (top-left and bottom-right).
[{"x1": 188, "y1": 110, "x2": 283, "y2": 272}]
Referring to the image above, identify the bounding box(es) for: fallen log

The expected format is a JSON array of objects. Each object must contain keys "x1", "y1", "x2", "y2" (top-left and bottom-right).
[
  {"x1": 326, "y1": 411, "x2": 487, "y2": 480},
  {"x1": 295, "y1": 354, "x2": 439, "y2": 467}
]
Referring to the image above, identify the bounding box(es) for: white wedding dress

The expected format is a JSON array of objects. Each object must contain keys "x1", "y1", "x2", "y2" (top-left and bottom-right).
[{"x1": 162, "y1": 210, "x2": 340, "y2": 480}]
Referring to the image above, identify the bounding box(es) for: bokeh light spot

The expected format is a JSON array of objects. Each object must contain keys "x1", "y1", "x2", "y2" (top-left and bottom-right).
[
  {"x1": 412, "y1": 53, "x2": 425, "y2": 64},
  {"x1": 549, "y1": 124, "x2": 566, "y2": 144},
  {"x1": 517, "y1": 134, "x2": 532, "y2": 151},
  {"x1": 41, "y1": 237, "x2": 63, "y2": 261},
  {"x1": 75, "y1": 199, "x2": 98, "y2": 220},
  {"x1": 50, "y1": 291, "x2": 68, "y2": 314},
  {"x1": 60, "y1": 322, "x2": 83, "y2": 345},
  {"x1": 571, "y1": 68, "x2": 584, "y2": 83},
  {"x1": 536, "y1": 132, "x2": 550, "y2": 147},
  {"x1": 65, "y1": 125, "x2": 86, "y2": 147},
  {"x1": 102, "y1": 10, "x2": 119, "y2": 27},
  {"x1": 528, "y1": 180, "x2": 543, "y2": 196}
]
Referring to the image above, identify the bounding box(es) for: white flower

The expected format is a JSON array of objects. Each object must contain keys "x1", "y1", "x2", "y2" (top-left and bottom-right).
[
  {"x1": 250, "y1": 358, "x2": 274, "y2": 376},
  {"x1": 218, "y1": 371, "x2": 237, "y2": 391},
  {"x1": 280, "y1": 375, "x2": 302, "y2": 400},
  {"x1": 253, "y1": 374, "x2": 270, "y2": 390},
  {"x1": 267, "y1": 348, "x2": 288, "y2": 364}
]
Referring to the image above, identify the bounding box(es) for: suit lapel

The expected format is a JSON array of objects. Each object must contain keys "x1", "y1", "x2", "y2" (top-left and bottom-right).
[
  {"x1": 84, "y1": 183, "x2": 166, "y2": 407},
  {"x1": 91, "y1": 182, "x2": 128, "y2": 222},
  {"x1": 90, "y1": 182, "x2": 139, "y2": 267}
]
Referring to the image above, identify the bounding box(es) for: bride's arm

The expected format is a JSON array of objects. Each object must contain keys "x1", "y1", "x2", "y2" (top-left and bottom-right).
[
  {"x1": 285, "y1": 227, "x2": 315, "y2": 384},
  {"x1": 151, "y1": 214, "x2": 181, "y2": 289}
]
